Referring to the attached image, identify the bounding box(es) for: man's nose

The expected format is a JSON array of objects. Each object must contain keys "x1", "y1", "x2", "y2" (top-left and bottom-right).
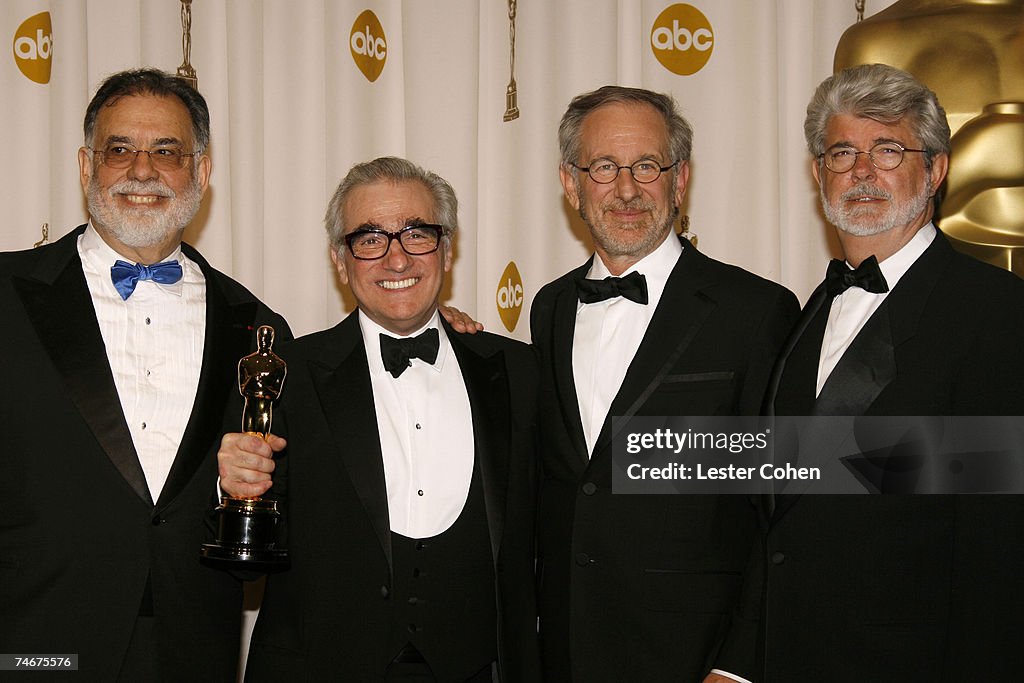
[
  {"x1": 850, "y1": 151, "x2": 877, "y2": 181},
  {"x1": 613, "y1": 167, "x2": 642, "y2": 200},
  {"x1": 126, "y1": 150, "x2": 160, "y2": 181},
  {"x1": 382, "y1": 238, "x2": 412, "y2": 270}
]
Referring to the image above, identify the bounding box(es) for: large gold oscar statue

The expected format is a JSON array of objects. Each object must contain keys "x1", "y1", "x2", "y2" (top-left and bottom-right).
[{"x1": 835, "y1": 0, "x2": 1024, "y2": 275}]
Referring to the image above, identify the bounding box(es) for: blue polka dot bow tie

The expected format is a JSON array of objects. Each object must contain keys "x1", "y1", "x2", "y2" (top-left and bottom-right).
[{"x1": 110, "y1": 259, "x2": 183, "y2": 300}]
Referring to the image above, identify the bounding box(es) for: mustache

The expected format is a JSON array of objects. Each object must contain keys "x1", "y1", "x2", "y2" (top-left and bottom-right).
[
  {"x1": 108, "y1": 179, "x2": 176, "y2": 199},
  {"x1": 840, "y1": 184, "x2": 891, "y2": 202},
  {"x1": 602, "y1": 198, "x2": 657, "y2": 212}
]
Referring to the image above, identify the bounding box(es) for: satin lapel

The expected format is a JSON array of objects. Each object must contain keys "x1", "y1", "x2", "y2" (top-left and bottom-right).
[
  {"x1": 770, "y1": 286, "x2": 830, "y2": 417},
  {"x1": 590, "y1": 245, "x2": 714, "y2": 462},
  {"x1": 447, "y1": 323, "x2": 508, "y2": 564},
  {"x1": 309, "y1": 315, "x2": 392, "y2": 571},
  {"x1": 158, "y1": 257, "x2": 258, "y2": 507},
  {"x1": 14, "y1": 229, "x2": 151, "y2": 505},
  {"x1": 549, "y1": 275, "x2": 589, "y2": 469},
  {"x1": 885, "y1": 230, "x2": 953, "y2": 351},
  {"x1": 813, "y1": 300, "x2": 896, "y2": 416}
]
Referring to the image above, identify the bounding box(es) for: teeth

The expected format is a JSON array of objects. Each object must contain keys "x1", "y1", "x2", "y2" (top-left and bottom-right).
[
  {"x1": 122, "y1": 195, "x2": 161, "y2": 205},
  {"x1": 379, "y1": 278, "x2": 418, "y2": 290}
]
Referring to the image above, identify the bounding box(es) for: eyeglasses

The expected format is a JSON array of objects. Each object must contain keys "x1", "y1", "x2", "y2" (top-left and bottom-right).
[
  {"x1": 819, "y1": 142, "x2": 927, "y2": 173},
  {"x1": 570, "y1": 158, "x2": 679, "y2": 184},
  {"x1": 91, "y1": 144, "x2": 199, "y2": 172},
  {"x1": 344, "y1": 224, "x2": 446, "y2": 260}
]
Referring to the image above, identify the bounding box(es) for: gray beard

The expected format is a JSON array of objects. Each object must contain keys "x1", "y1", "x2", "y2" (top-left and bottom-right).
[
  {"x1": 822, "y1": 181, "x2": 931, "y2": 237},
  {"x1": 87, "y1": 174, "x2": 202, "y2": 249},
  {"x1": 576, "y1": 177, "x2": 678, "y2": 260}
]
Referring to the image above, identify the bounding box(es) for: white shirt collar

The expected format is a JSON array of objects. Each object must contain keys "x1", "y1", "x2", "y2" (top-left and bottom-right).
[
  {"x1": 869, "y1": 222, "x2": 936, "y2": 292},
  {"x1": 587, "y1": 230, "x2": 682, "y2": 281}
]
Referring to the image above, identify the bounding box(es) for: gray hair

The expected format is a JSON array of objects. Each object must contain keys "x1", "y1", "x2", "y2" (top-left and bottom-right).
[
  {"x1": 558, "y1": 85, "x2": 693, "y2": 167},
  {"x1": 804, "y1": 63, "x2": 950, "y2": 164},
  {"x1": 324, "y1": 156, "x2": 459, "y2": 250},
  {"x1": 84, "y1": 68, "x2": 210, "y2": 153}
]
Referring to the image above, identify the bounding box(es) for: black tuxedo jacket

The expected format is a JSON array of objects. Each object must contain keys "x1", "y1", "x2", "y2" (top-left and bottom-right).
[
  {"x1": 749, "y1": 230, "x2": 1024, "y2": 681},
  {"x1": 0, "y1": 226, "x2": 289, "y2": 682},
  {"x1": 529, "y1": 236, "x2": 800, "y2": 682},
  {"x1": 244, "y1": 312, "x2": 541, "y2": 682}
]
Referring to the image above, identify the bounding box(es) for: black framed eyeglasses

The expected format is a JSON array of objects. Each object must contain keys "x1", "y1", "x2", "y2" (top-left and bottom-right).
[
  {"x1": 90, "y1": 144, "x2": 199, "y2": 171},
  {"x1": 344, "y1": 224, "x2": 446, "y2": 260},
  {"x1": 819, "y1": 142, "x2": 927, "y2": 173},
  {"x1": 570, "y1": 158, "x2": 678, "y2": 184}
]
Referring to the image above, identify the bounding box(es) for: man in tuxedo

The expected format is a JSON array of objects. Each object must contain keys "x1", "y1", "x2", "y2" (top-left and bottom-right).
[
  {"x1": 529, "y1": 86, "x2": 800, "y2": 682},
  {"x1": 0, "y1": 69, "x2": 288, "y2": 681},
  {"x1": 741, "y1": 64, "x2": 1024, "y2": 681},
  {"x1": 218, "y1": 157, "x2": 541, "y2": 681}
]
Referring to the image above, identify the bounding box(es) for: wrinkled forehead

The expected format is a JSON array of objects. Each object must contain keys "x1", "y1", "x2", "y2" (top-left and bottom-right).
[
  {"x1": 342, "y1": 179, "x2": 437, "y2": 233},
  {"x1": 824, "y1": 112, "x2": 918, "y2": 147},
  {"x1": 578, "y1": 101, "x2": 671, "y2": 161},
  {"x1": 92, "y1": 93, "x2": 195, "y2": 147}
]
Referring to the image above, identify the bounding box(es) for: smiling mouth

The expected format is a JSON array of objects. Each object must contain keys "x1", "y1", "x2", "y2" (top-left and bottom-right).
[
  {"x1": 119, "y1": 194, "x2": 164, "y2": 205},
  {"x1": 378, "y1": 277, "x2": 419, "y2": 290}
]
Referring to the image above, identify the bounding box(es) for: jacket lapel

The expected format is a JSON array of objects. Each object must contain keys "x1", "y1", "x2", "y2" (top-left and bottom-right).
[
  {"x1": 158, "y1": 245, "x2": 260, "y2": 507},
  {"x1": 590, "y1": 242, "x2": 715, "y2": 463},
  {"x1": 813, "y1": 300, "x2": 896, "y2": 416},
  {"x1": 548, "y1": 269, "x2": 590, "y2": 470},
  {"x1": 14, "y1": 227, "x2": 151, "y2": 505},
  {"x1": 309, "y1": 313, "x2": 393, "y2": 571},
  {"x1": 447, "y1": 321, "x2": 509, "y2": 564}
]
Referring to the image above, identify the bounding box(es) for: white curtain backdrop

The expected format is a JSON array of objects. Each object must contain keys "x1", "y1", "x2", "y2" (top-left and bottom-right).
[
  {"x1": 2, "y1": 0, "x2": 901, "y2": 341},
  {"x1": 1, "y1": 0, "x2": 906, "y2": 673}
]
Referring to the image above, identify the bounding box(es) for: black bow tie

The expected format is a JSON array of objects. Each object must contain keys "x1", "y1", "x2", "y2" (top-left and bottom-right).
[
  {"x1": 576, "y1": 271, "x2": 649, "y2": 305},
  {"x1": 825, "y1": 255, "x2": 890, "y2": 298},
  {"x1": 380, "y1": 328, "x2": 440, "y2": 378}
]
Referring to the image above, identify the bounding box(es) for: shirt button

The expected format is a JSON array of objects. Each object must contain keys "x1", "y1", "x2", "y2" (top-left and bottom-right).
[
  {"x1": 771, "y1": 551, "x2": 786, "y2": 565},
  {"x1": 417, "y1": 490, "x2": 424, "y2": 496},
  {"x1": 575, "y1": 552, "x2": 591, "y2": 567},
  {"x1": 581, "y1": 482, "x2": 597, "y2": 495},
  {"x1": 145, "y1": 317, "x2": 151, "y2": 325},
  {"x1": 415, "y1": 541, "x2": 426, "y2": 551},
  {"x1": 146, "y1": 370, "x2": 151, "y2": 377},
  {"x1": 415, "y1": 423, "x2": 422, "y2": 430},
  {"x1": 141, "y1": 422, "x2": 147, "y2": 430}
]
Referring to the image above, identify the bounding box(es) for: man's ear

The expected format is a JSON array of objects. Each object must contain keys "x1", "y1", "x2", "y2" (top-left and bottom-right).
[
  {"x1": 928, "y1": 152, "x2": 949, "y2": 196},
  {"x1": 330, "y1": 246, "x2": 349, "y2": 285},
  {"x1": 673, "y1": 161, "x2": 690, "y2": 207},
  {"x1": 559, "y1": 163, "x2": 581, "y2": 211},
  {"x1": 78, "y1": 147, "x2": 93, "y2": 194}
]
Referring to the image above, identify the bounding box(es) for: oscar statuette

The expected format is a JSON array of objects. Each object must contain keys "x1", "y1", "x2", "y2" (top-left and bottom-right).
[{"x1": 201, "y1": 325, "x2": 289, "y2": 566}]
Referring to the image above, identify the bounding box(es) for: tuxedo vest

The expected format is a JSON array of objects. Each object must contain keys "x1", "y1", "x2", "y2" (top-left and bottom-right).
[{"x1": 388, "y1": 461, "x2": 497, "y2": 681}]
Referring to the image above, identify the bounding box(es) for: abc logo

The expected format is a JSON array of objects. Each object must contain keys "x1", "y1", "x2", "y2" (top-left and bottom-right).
[
  {"x1": 350, "y1": 10, "x2": 386, "y2": 82},
  {"x1": 650, "y1": 4, "x2": 713, "y2": 76},
  {"x1": 495, "y1": 261, "x2": 524, "y2": 333},
  {"x1": 13, "y1": 12, "x2": 53, "y2": 84}
]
